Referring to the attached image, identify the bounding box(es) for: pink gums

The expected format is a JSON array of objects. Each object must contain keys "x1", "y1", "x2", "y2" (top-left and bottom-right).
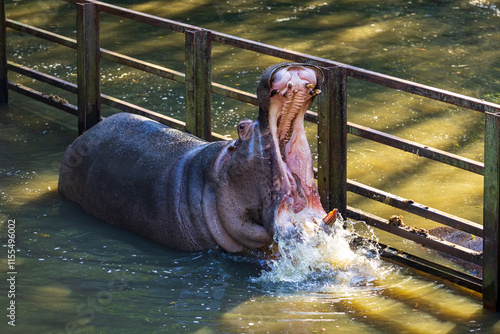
[{"x1": 268, "y1": 66, "x2": 326, "y2": 230}]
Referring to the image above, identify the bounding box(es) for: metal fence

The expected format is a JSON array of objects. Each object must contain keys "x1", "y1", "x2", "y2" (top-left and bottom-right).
[{"x1": 2, "y1": 0, "x2": 500, "y2": 309}]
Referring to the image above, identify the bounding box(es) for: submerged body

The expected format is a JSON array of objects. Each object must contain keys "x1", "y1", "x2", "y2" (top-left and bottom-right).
[{"x1": 59, "y1": 63, "x2": 332, "y2": 252}]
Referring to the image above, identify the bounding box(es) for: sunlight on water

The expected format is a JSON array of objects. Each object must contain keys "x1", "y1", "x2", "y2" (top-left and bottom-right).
[{"x1": 256, "y1": 215, "x2": 387, "y2": 288}]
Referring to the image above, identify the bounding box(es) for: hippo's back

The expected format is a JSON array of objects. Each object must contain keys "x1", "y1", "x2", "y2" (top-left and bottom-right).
[{"x1": 58, "y1": 113, "x2": 223, "y2": 250}]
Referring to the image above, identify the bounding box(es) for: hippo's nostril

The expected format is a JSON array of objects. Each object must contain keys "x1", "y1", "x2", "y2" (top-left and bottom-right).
[{"x1": 228, "y1": 145, "x2": 237, "y2": 154}]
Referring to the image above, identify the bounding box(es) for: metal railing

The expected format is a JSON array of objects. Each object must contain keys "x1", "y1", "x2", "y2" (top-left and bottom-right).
[{"x1": 2, "y1": 0, "x2": 500, "y2": 309}]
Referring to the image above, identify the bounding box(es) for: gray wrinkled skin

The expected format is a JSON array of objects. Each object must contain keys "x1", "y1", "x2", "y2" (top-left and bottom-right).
[
  {"x1": 59, "y1": 62, "x2": 324, "y2": 252},
  {"x1": 59, "y1": 114, "x2": 278, "y2": 252}
]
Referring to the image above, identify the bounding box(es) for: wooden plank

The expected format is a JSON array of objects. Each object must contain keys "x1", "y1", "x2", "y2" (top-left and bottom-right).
[
  {"x1": 184, "y1": 30, "x2": 196, "y2": 136},
  {"x1": 184, "y1": 29, "x2": 212, "y2": 141},
  {"x1": 76, "y1": 3, "x2": 101, "y2": 135},
  {"x1": 348, "y1": 122, "x2": 484, "y2": 175},
  {"x1": 347, "y1": 206, "x2": 483, "y2": 265},
  {"x1": 317, "y1": 66, "x2": 348, "y2": 215},
  {"x1": 8, "y1": 81, "x2": 78, "y2": 115},
  {"x1": 483, "y1": 111, "x2": 500, "y2": 310},
  {"x1": 347, "y1": 179, "x2": 483, "y2": 237},
  {"x1": 0, "y1": 0, "x2": 7, "y2": 104}
]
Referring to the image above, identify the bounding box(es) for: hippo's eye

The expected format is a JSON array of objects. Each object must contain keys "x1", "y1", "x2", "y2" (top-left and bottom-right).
[{"x1": 237, "y1": 119, "x2": 253, "y2": 139}]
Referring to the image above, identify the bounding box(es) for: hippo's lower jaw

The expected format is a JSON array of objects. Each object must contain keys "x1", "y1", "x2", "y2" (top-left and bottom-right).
[{"x1": 264, "y1": 64, "x2": 329, "y2": 236}]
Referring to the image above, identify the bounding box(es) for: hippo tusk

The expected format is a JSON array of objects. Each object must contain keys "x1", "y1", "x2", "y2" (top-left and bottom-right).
[
  {"x1": 323, "y1": 209, "x2": 339, "y2": 225},
  {"x1": 270, "y1": 89, "x2": 280, "y2": 97},
  {"x1": 310, "y1": 89, "x2": 322, "y2": 96}
]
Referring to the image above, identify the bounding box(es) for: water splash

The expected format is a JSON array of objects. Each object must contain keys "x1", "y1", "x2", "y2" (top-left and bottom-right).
[{"x1": 255, "y1": 215, "x2": 385, "y2": 288}]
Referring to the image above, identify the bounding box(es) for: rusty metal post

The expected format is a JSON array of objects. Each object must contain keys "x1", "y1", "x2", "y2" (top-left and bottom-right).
[
  {"x1": 0, "y1": 0, "x2": 8, "y2": 104},
  {"x1": 185, "y1": 29, "x2": 212, "y2": 141},
  {"x1": 317, "y1": 66, "x2": 348, "y2": 216},
  {"x1": 77, "y1": 2, "x2": 101, "y2": 135},
  {"x1": 483, "y1": 111, "x2": 500, "y2": 310}
]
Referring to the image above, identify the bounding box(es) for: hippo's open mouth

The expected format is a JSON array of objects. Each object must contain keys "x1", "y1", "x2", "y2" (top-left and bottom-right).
[{"x1": 266, "y1": 64, "x2": 326, "y2": 230}]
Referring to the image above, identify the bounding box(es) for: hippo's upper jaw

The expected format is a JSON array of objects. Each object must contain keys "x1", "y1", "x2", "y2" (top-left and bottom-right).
[{"x1": 257, "y1": 63, "x2": 327, "y2": 237}]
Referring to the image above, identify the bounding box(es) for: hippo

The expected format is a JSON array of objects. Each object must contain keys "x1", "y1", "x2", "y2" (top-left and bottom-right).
[{"x1": 58, "y1": 63, "x2": 335, "y2": 252}]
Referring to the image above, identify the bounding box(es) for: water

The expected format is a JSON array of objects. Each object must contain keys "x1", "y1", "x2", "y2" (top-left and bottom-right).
[{"x1": 2, "y1": 0, "x2": 500, "y2": 332}]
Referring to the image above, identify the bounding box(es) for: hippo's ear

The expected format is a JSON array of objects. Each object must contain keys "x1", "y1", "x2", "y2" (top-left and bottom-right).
[{"x1": 308, "y1": 65, "x2": 324, "y2": 90}]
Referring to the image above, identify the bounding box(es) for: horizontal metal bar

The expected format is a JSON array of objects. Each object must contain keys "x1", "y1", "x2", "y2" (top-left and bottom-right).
[
  {"x1": 348, "y1": 122, "x2": 485, "y2": 175},
  {"x1": 7, "y1": 60, "x2": 231, "y2": 141},
  {"x1": 211, "y1": 82, "x2": 258, "y2": 105},
  {"x1": 100, "y1": 94, "x2": 228, "y2": 141},
  {"x1": 6, "y1": 19, "x2": 77, "y2": 48},
  {"x1": 378, "y1": 241, "x2": 482, "y2": 292},
  {"x1": 346, "y1": 66, "x2": 500, "y2": 114},
  {"x1": 347, "y1": 206, "x2": 483, "y2": 265},
  {"x1": 9, "y1": 8, "x2": 499, "y2": 118},
  {"x1": 99, "y1": 93, "x2": 184, "y2": 130},
  {"x1": 100, "y1": 49, "x2": 186, "y2": 83},
  {"x1": 305, "y1": 111, "x2": 484, "y2": 175},
  {"x1": 351, "y1": 234, "x2": 482, "y2": 291},
  {"x1": 8, "y1": 81, "x2": 77, "y2": 116},
  {"x1": 347, "y1": 179, "x2": 483, "y2": 237},
  {"x1": 211, "y1": 33, "x2": 341, "y2": 66},
  {"x1": 8, "y1": 61, "x2": 78, "y2": 93},
  {"x1": 63, "y1": 0, "x2": 200, "y2": 33}
]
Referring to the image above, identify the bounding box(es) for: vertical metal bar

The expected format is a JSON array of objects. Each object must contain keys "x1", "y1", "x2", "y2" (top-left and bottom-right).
[
  {"x1": 77, "y1": 2, "x2": 101, "y2": 135},
  {"x1": 317, "y1": 66, "x2": 348, "y2": 216},
  {"x1": 483, "y1": 111, "x2": 500, "y2": 310},
  {"x1": 185, "y1": 30, "x2": 195, "y2": 135},
  {"x1": 0, "y1": 0, "x2": 8, "y2": 104},
  {"x1": 184, "y1": 29, "x2": 212, "y2": 141}
]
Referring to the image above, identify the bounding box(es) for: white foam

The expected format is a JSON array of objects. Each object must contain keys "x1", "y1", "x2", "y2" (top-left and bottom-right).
[{"x1": 256, "y1": 215, "x2": 385, "y2": 287}]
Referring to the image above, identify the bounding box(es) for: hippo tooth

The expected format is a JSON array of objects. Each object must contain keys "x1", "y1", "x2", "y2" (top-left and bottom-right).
[
  {"x1": 305, "y1": 83, "x2": 315, "y2": 89},
  {"x1": 310, "y1": 89, "x2": 322, "y2": 96},
  {"x1": 270, "y1": 89, "x2": 280, "y2": 97}
]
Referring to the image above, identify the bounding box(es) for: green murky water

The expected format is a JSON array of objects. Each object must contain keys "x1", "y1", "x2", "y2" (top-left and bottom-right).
[{"x1": 1, "y1": 0, "x2": 500, "y2": 333}]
